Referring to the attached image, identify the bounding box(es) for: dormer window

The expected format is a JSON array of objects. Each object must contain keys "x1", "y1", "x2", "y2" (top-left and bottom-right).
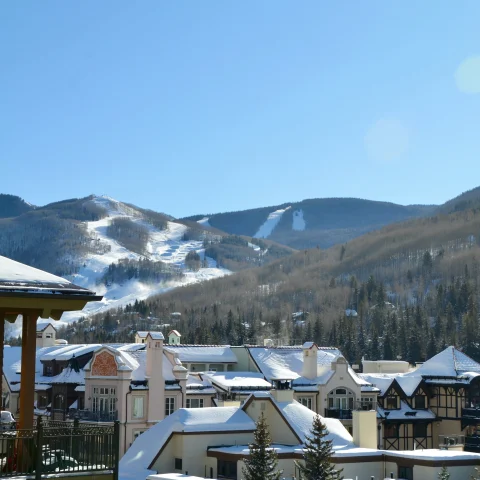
[
  {"x1": 386, "y1": 395, "x2": 398, "y2": 409},
  {"x1": 415, "y1": 395, "x2": 426, "y2": 409}
]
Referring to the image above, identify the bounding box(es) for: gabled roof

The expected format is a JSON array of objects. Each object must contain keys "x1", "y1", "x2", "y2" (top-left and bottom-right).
[
  {"x1": 411, "y1": 346, "x2": 480, "y2": 377},
  {"x1": 36, "y1": 320, "x2": 57, "y2": 332},
  {"x1": 146, "y1": 332, "x2": 165, "y2": 341},
  {"x1": 168, "y1": 330, "x2": 181, "y2": 337},
  {"x1": 120, "y1": 407, "x2": 255, "y2": 480}
]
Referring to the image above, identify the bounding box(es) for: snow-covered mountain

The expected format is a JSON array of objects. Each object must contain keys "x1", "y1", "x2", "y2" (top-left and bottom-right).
[
  {"x1": 61, "y1": 196, "x2": 230, "y2": 322},
  {"x1": 185, "y1": 198, "x2": 437, "y2": 249}
]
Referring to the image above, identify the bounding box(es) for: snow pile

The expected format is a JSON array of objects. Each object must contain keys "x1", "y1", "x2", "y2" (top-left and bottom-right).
[
  {"x1": 254, "y1": 206, "x2": 291, "y2": 239},
  {"x1": 164, "y1": 345, "x2": 237, "y2": 364},
  {"x1": 204, "y1": 372, "x2": 271, "y2": 389},
  {"x1": 292, "y1": 209, "x2": 306, "y2": 231}
]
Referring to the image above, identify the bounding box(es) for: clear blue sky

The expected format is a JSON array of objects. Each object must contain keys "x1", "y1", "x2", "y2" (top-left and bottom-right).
[{"x1": 1, "y1": 1, "x2": 480, "y2": 217}]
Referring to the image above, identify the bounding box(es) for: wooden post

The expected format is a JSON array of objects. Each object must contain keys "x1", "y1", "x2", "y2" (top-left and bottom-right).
[
  {"x1": 19, "y1": 312, "x2": 38, "y2": 430},
  {"x1": 0, "y1": 312, "x2": 4, "y2": 409}
]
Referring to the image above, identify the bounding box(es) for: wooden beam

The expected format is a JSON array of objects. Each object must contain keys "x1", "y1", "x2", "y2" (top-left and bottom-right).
[
  {"x1": 0, "y1": 311, "x2": 4, "y2": 409},
  {"x1": 19, "y1": 312, "x2": 39, "y2": 430}
]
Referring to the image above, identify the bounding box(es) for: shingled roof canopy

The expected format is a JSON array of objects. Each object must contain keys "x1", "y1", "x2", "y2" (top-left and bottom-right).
[
  {"x1": 0, "y1": 255, "x2": 102, "y2": 431},
  {"x1": 0, "y1": 255, "x2": 102, "y2": 320}
]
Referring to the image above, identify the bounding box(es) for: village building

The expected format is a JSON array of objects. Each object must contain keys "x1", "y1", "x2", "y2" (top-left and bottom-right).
[{"x1": 119, "y1": 391, "x2": 480, "y2": 480}]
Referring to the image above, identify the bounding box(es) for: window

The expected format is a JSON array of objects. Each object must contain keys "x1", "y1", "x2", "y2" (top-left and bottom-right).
[
  {"x1": 398, "y1": 466, "x2": 413, "y2": 480},
  {"x1": 37, "y1": 394, "x2": 48, "y2": 408},
  {"x1": 174, "y1": 458, "x2": 182, "y2": 470},
  {"x1": 414, "y1": 423, "x2": 427, "y2": 437},
  {"x1": 37, "y1": 333, "x2": 43, "y2": 339},
  {"x1": 133, "y1": 430, "x2": 145, "y2": 441},
  {"x1": 46, "y1": 334, "x2": 52, "y2": 339},
  {"x1": 218, "y1": 459, "x2": 237, "y2": 479},
  {"x1": 299, "y1": 397, "x2": 313, "y2": 410},
  {"x1": 165, "y1": 397, "x2": 175, "y2": 416},
  {"x1": 361, "y1": 397, "x2": 375, "y2": 410},
  {"x1": 386, "y1": 396, "x2": 398, "y2": 409},
  {"x1": 92, "y1": 387, "x2": 117, "y2": 415},
  {"x1": 327, "y1": 388, "x2": 355, "y2": 410},
  {"x1": 384, "y1": 423, "x2": 399, "y2": 438},
  {"x1": 132, "y1": 396, "x2": 144, "y2": 418},
  {"x1": 54, "y1": 394, "x2": 65, "y2": 410},
  {"x1": 186, "y1": 398, "x2": 204, "y2": 408},
  {"x1": 44, "y1": 365, "x2": 53, "y2": 377},
  {"x1": 415, "y1": 395, "x2": 426, "y2": 409}
]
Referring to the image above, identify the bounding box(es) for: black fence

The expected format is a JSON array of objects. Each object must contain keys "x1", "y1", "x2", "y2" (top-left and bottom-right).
[{"x1": 0, "y1": 417, "x2": 119, "y2": 479}]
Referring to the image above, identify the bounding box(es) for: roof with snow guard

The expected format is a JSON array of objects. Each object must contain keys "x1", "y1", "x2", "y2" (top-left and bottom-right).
[
  {"x1": 164, "y1": 345, "x2": 237, "y2": 363},
  {"x1": 203, "y1": 372, "x2": 271, "y2": 391},
  {"x1": 0, "y1": 255, "x2": 101, "y2": 297},
  {"x1": 411, "y1": 346, "x2": 480, "y2": 378},
  {"x1": 248, "y1": 345, "x2": 342, "y2": 381}
]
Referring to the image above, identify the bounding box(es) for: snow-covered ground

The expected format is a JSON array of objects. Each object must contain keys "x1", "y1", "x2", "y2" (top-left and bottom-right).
[
  {"x1": 292, "y1": 209, "x2": 306, "y2": 231},
  {"x1": 57, "y1": 196, "x2": 230, "y2": 323},
  {"x1": 254, "y1": 206, "x2": 291, "y2": 239}
]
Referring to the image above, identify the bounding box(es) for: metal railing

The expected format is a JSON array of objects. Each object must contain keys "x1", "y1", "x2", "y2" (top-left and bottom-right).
[
  {"x1": 439, "y1": 434, "x2": 465, "y2": 447},
  {"x1": 324, "y1": 409, "x2": 352, "y2": 419},
  {"x1": 465, "y1": 435, "x2": 480, "y2": 453},
  {"x1": 0, "y1": 417, "x2": 119, "y2": 479},
  {"x1": 67, "y1": 409, "x2": 118, "y2": 422}
]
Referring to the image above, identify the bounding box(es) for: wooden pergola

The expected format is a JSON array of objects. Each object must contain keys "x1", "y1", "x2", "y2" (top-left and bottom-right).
[{"x1": 0, "y1": 255, "x2": 102, "y2": 430}]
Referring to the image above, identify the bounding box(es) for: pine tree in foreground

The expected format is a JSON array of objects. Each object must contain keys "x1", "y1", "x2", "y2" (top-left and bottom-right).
[
  {"x1": 438, "y1": 465, "x2": 450, "y2": 479},
  {"x1": 242, "y1": 412, "x2": 282, "y2": 480},
  {"x1": 295, "y1": 414, "x2": 343, "y2": 480}
]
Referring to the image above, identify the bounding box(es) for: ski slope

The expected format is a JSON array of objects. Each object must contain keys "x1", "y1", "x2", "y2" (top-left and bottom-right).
[
  {"x1": 60, "y1": 196, "x2": 229, "y2": 322},
  {"x1": 253, "y1": 206, "x2": 291, "y2": 239},
  {"x1": 292, "y1": 209, "x2": 306, "y2": 231}
]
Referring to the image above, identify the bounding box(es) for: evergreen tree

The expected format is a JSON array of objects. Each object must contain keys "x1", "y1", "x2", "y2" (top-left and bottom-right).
[
  {"x1": 242, "y1": 412, "x2": 282, "y2": 480},
  {"x1": 295, "y1": 415, "x2": 343, "y2": 480},
  {"x1": 438, "y1": 465, "x2": 450, "y2": 480}
]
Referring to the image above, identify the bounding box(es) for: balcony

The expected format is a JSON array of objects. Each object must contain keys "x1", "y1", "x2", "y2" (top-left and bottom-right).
[
  {"x1": 68, "y1": 409, "x2": 118, "y2": 423},
  {"x1": 324, "y1": 409, "x2": 352, "y2": 420},
  {"x1": 0, "y1": 417, "x2": 118, "y2": 477},
  {"x1": 461, "y1": 407, "x2": 480, "y2": 429},
  {"x1": 465, "y1": 435, "x2": 480, "y2": 453}
]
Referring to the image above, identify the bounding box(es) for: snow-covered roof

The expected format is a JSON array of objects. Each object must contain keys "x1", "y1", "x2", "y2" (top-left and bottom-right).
[
  {"x1": 168, "y1": 330, "x2": 181, "y2": 337},
  {"x1": 378, "y1": 400, "x2": 436, "y2": 421},
  {"x1": 0, "y1": 255, "x2": 95, "y2": 295},
  {"x1": 204, "y1": 372, "x2": 271, "y2": 391},
  {"x1": 51, "y1": 367, "x2": 85, "y2": 384},
  {"x1": 164, "y1": 345, "x2": 237, "y2": 364},
  {"x1": 40, "y1": 344, "x2": 102, "y2": 361},
  {"x1": 384, "y1": 449, "x2": 480, "y2": 461},
  {"x1": 120, "y1": 407, "x2": 255, "y2": 480},
  {"x1": 147, "y1": 332, "x2": 165, "y2": 341},
  {"x1": 136, "y1": 331, "x2": 149, "y2": 338},
  {"x1": 276, "y1": 399, "x2": 354, "y2": 451},
  {"x1": 411, "y1": 346, "x2": 480, "y2": 377},
  {"x1": 359, "y1": 373, "x2": 396, "y2": 396},
  {"x1": 248, "y1": 346, "x2": 342, "y2": 381},
  {"x1": 36, "y1": 320, "x2": 57, "y2": 332}
]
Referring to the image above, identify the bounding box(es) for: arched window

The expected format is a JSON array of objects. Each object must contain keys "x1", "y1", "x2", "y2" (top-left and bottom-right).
[
  {"x1": 327, "y1": 388, "x2": 355, "y2": 411},
  {"x1": 54, "y1": 394, "x2": 65, "y2": 410}
]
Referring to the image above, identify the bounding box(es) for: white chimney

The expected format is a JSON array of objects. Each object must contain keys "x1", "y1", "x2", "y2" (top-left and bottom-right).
[
  {"x1": 145, "y1": 332, "x2": 166, "y2": 422},
  {"x1": 302, "y1": 342, "x2": 318, "y2": 379}
]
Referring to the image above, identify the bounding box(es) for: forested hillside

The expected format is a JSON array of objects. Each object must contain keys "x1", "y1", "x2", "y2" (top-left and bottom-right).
[{"x1": 61, "y1": 206, "x2": 480, "y2": 365}]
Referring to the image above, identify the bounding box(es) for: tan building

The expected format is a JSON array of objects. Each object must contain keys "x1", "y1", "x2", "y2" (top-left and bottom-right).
[
  {"x1": 360, "y1": 346, "x2": 480, "y2": 454},
  {"x1": 120, "y1": 391, "x2": 480, "y2": 480}
]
